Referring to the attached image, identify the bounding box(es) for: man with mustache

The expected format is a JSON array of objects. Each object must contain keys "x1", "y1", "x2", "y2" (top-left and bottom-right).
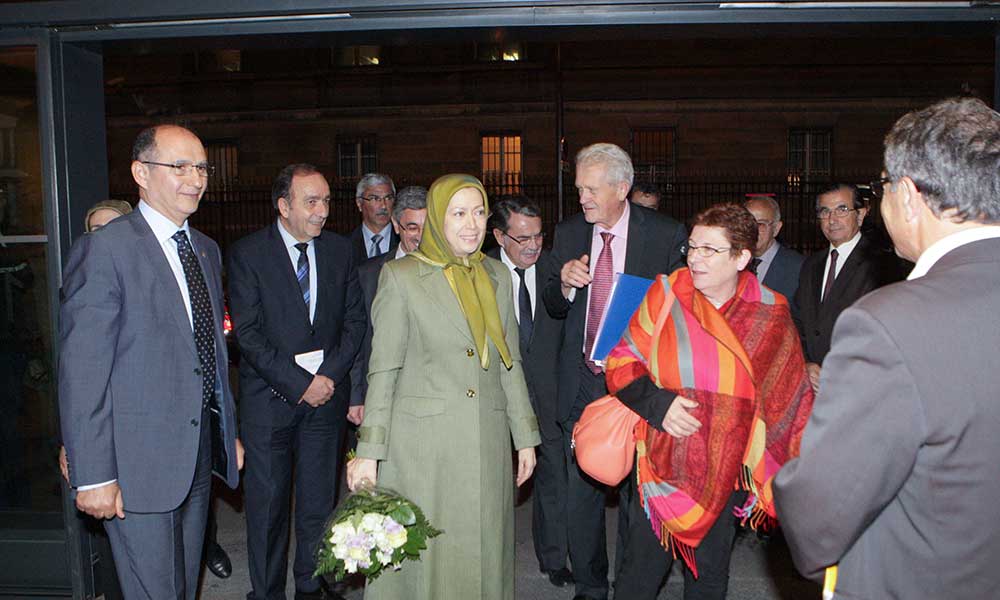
[
  {"x1": 228, "y1": 163, "x2": 366, "y2": 600},
  {"x1": 349, "y1": 185, "x2": 428, "y2": 423},
  {"x1": 350, "y1": 173, "x2": 399, "y2": 265}
]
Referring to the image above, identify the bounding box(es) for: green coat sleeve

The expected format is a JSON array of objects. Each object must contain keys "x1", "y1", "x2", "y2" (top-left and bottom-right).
[{"x1": 356, "y1": 262, "x2": 407, "y2": 460}]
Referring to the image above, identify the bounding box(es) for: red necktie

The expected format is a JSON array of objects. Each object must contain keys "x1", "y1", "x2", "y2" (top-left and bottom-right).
[
  {"x1": 585, "y1": 232, "x2": 614, "y2": 374},
  {"x1": 822, "y1": 248, "x2": 839, "y2": 303}
]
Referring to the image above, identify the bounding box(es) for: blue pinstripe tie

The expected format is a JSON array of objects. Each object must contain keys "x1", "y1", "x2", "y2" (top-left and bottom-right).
[{"x1": 295, "y1": 242, "x2": 310, "y2": 310}]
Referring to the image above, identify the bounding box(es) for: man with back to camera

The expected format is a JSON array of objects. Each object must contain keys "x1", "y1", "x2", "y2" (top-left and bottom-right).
[
  {"x1": 228, "y1": 163, "x2": 366, "y2": 600},
  {"x1": 542, "y1": 143, "x2": 687, "y2": 600},
  {"x1": 59, "y1": 124, "x2": 241, "y2": 598},
  {"x1": 349, "y1": 185, "x2": 428, "y2": 422},
  {"x1": 774, "y1": 96, "x2": 1000, "y2": 600},
  {"x1": 744, "y1": 194, "x2": 804, "y2": 301},
  {"x1": 350, "y1": 172, "x2": 399, "y2": 265},
  {"x1": 487, "y1": 195, "x2": 572, "y2": 588}
]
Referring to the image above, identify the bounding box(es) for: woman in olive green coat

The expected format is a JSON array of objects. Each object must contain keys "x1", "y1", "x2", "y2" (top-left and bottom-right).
[{"x1": 347, "y1": 174, "x2": 541, "y2": 600}]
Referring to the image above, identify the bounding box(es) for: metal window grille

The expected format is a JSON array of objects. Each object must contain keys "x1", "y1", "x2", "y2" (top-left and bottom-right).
[
  {"x1": 205, "y1": 142, "x2": 238, "y2": 200},
  {"x1": 338, "y1": 136, "x2": 378, "y2": 179},
  {"x1": 630, "y1": 128, "x2": 676, "y2": 183},
  {"x1": 481, "y1": 133, "x2": 522, "y2": 194},
  {"x1": 787, "y1": 129, "x2": 832, "y2": 186}
]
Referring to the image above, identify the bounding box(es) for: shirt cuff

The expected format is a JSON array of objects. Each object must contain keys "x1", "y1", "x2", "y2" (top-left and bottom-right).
[{"x1": 78, "y1": 479, "x2": 117, "y2": 491}]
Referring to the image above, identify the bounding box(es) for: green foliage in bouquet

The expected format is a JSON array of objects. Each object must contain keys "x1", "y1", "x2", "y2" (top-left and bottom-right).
[{"x1": 315, "y1": 485, "x2": 443, "y2": 582}]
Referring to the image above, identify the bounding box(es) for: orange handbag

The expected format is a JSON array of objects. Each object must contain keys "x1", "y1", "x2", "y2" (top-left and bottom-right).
[{"x1": 572, "y1": 394, "x2": 640, "y2": 486}]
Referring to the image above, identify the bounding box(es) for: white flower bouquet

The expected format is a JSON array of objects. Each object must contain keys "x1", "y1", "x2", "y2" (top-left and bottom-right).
[{"x1": 314, "y1": 484, "x2": 442, "y2": 582}]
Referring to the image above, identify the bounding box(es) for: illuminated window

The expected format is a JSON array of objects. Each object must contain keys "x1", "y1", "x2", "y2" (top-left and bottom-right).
[
  {"x1": 630, "y1": 128, "x2": 676, "y2": 183},
  {"x1": 476, "y1": 42, "x2": 524, "y2": 63},
  {"x1": 338, "y1": 135, "x2": 378, "y2": 179},
  {"x1": 787, "y1": 129, "x2": 832, "y2": 185},
  {"x1": 481, "y1": 133, "x2": 522, "y2": 194},
  {"x1": 336, "y1": 46, "x2": 381, "y2": 67}
]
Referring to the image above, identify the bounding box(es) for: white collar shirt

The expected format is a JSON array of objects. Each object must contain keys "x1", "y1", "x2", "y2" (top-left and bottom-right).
[
  {"x1": 277, "y1": 219, "x2": 318, "y2": 323},
  {"x1": 499, "y1": 247, "x2": 536, "y2": 323}
]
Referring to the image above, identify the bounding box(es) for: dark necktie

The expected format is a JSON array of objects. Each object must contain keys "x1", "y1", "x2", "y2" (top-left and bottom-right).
[
  {"x1": 514, "y1": 267, "x2": 533, "y2": 351},
  {"x1": 171, "y1": 230, "x2": 217, "y2": 410},
  {"x1": 295, "y1": 242, "x2": 310, "y2": 311},
  {"x1": 370, "y1": 233, "x2": 384, "y2": 257},
  {"x1": 585, "y1": 232, "x2": 614, "y2": 374},
  {"x1": 822, "y1": 248, "x2": 839, "y2": 303}
]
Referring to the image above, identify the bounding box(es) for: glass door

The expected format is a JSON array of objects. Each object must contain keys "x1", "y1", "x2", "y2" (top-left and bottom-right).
[{"x1": 0, "y1": 42, "x2": 73, "y2": 596}]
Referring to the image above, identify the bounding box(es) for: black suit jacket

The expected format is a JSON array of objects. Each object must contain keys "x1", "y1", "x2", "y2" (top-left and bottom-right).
[
  {"x1": 350, "y1": 251, "x2": 395, "y2": 407},
  {"x1": 792, "y1": 234, "x2": 900, "y2": 364},
  {"x1": 541, "y1": 205, "x2": 687, "y2": 423},
  {"x1": 761, "y1": 242, "x2": 805, "y2": 302},
  {"x1": 487, "y1": 247, "x2": 564, "y2": 441},
  {"x1": 350, "y1": 224, "x2": 399, "y2": 266},
  {"x1": 228, "y1": 223, "x2": 366, "y2": 427}
]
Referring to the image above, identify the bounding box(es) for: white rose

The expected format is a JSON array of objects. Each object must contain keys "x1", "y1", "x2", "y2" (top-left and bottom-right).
[{"x1": 360, "y1": 513, "x2": 384, "y2": 532}]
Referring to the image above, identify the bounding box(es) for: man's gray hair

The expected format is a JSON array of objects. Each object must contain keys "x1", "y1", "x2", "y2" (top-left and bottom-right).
[
  {"x1": 746, "y1": 195, "x2": 782, "y2": 222},
  {"x1": 884, "y1": 97, "x2": 1000, "y2": 223},
  {"x1": 576, "y1": 143, "x2": 634, "y2": 188},
  {"x1": 355, "y1": 173, "x2": 396, "y2": 199},
  {"x1": 392, "y1": 186, "x2": 427, "y2": 221}
]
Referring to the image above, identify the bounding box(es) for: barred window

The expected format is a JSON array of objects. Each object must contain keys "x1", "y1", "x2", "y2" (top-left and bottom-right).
[
  {"x1": 205, "y1": 142, "x2": 238, "y2": 201},
  {"x1": 787, "y1": 129, "x2": 832, "y2": 184},
  {"x1": 338, "y1": 136, "x2": 378, "y2": 179},
  {"x1": 630, "y1": 128, "x2": 676, "y2": 183},
  {"x1": 481, "y1": 133, "x2": 522, "y2": 194}
]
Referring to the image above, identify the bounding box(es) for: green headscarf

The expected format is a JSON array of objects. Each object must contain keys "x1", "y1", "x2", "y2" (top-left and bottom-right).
[{"x1": 409, "y1": 174, "x2": 513, "y2": 370}]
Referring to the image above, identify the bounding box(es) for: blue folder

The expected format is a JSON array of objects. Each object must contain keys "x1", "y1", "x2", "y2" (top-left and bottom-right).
[{"x1": 589, "y1": 273, "x2": 656, "y2": 366}]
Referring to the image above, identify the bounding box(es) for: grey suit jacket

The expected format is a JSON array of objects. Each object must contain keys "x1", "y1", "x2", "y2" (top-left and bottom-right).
[
  {"x1": 774, "y1": 237, "x2": 1000, "y2": 599},
  {"x1": 59, "y1": 209, "x2": 239, "y2": 513},
  {"x1": 761, "y1": 242, "x2": 804, "y2": 303}
]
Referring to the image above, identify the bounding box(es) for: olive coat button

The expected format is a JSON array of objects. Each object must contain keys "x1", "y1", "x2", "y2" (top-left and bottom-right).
[
  {"x1": 466, "y1": 348, "x2": 475, "y2": 357},
  {"x1": 466, "y1": 389, "x2": 476, "y2": 398}
]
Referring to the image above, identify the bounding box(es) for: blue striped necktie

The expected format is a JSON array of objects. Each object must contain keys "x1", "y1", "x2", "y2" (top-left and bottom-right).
[
  {"x1": 295, "y1": 242, "x2": 310, "y2": 310},
  {"x1": 370, "y1": 233, "x2": 384, "y2": 257}
]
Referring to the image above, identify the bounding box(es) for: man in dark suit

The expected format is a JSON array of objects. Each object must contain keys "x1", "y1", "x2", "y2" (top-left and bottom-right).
[
  {"x1": 776, "y1": 97, "x2": 1000, "y2": 599},
  {"x1": 542, "y1": 143, "x2": 687, "y2": 600},
  {"x1": 745, "y1": 194, "x2": 804, "y2": 301},
  {"x1": 349, "y1": 173, "x2": 399, "y2": 265},
  {"x1": 59, "y1": 124, "x2": 241, "y2": 598},
  {"x1": 792, "y1": 183, "x2": 898, "y2": 392},
  {"x1": 487, "y1": 195, "x2": 571, "y2": 588},
  {"x1": 228, "y1": 164, "x2": 366, "y2": 600},
  {"x1": 349, "y1": 185, "x2": 427, "y2": 422}
]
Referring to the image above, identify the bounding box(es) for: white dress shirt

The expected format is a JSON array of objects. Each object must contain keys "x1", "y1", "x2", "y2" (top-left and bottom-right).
[
  {"x1": 820, "y1": 231, "x2": 862, "y2": 301},
  {"x1": 499, "y1": 248, "x2": 536, "y2": 323},
  {"x1": 277, "y1": 219, "x2": 318, "y2": 323},
  {"x1": 908, "y1": 226, "x2": 1000, "y2": 280}
]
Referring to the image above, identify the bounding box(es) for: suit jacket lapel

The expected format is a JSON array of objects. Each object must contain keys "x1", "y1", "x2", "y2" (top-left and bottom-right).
[
  {"x1": 623, "y1": 205, "x2": 647, "y2": 275},
  {"x1": 190, "y1": 229, "x2": 227, "y2": 356},
  {"x1": 826, "y1": 237, "x2": 867, "y2": 304},
  {"x1": 132, "y1": 213, "x2": 198, "y2": 361},
  {"x1": 416, "y1": 260, "x2": 474, "y2": 343}
]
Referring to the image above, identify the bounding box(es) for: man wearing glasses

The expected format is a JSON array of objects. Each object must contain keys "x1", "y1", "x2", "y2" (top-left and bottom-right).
[
  {"x1": 59, "y1": 125, "x2": 241, "y2": 598},
  {"x1": 487, "y1": 196, "x2": 573, "y2": 589},
  {"x1": 745, "y1": 194, "x2": 804, "y2": 301},
  {"x1": 792, "y1": 183, "x2": 898, "y2": 392},
  {"x1": 350, "y1": 173, "x2": 399, "y2": 265}
]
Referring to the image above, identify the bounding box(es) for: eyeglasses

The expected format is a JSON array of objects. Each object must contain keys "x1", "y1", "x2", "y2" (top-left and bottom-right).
[
  {"x1": 359, "y1": 194, "x2": 395, "y2": 203},
  {"x1": 681, "y1": 242, "x2": 732, "y2": 258},
  {"x1": 755, "y1": 220, "x2": 775, "y2": 228},
  {"x1": 141, "y1": 161, "x2": 215, "y2": 177},
  {"x1": 501, "y1": 231, "x2": 545, "y2": 245},
  {"x1": 816, "y1": 205, "x2": 857, "y2": 220},
  {"x1": 869, "y1": 176, "x2": 893, "y2": 199}
]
